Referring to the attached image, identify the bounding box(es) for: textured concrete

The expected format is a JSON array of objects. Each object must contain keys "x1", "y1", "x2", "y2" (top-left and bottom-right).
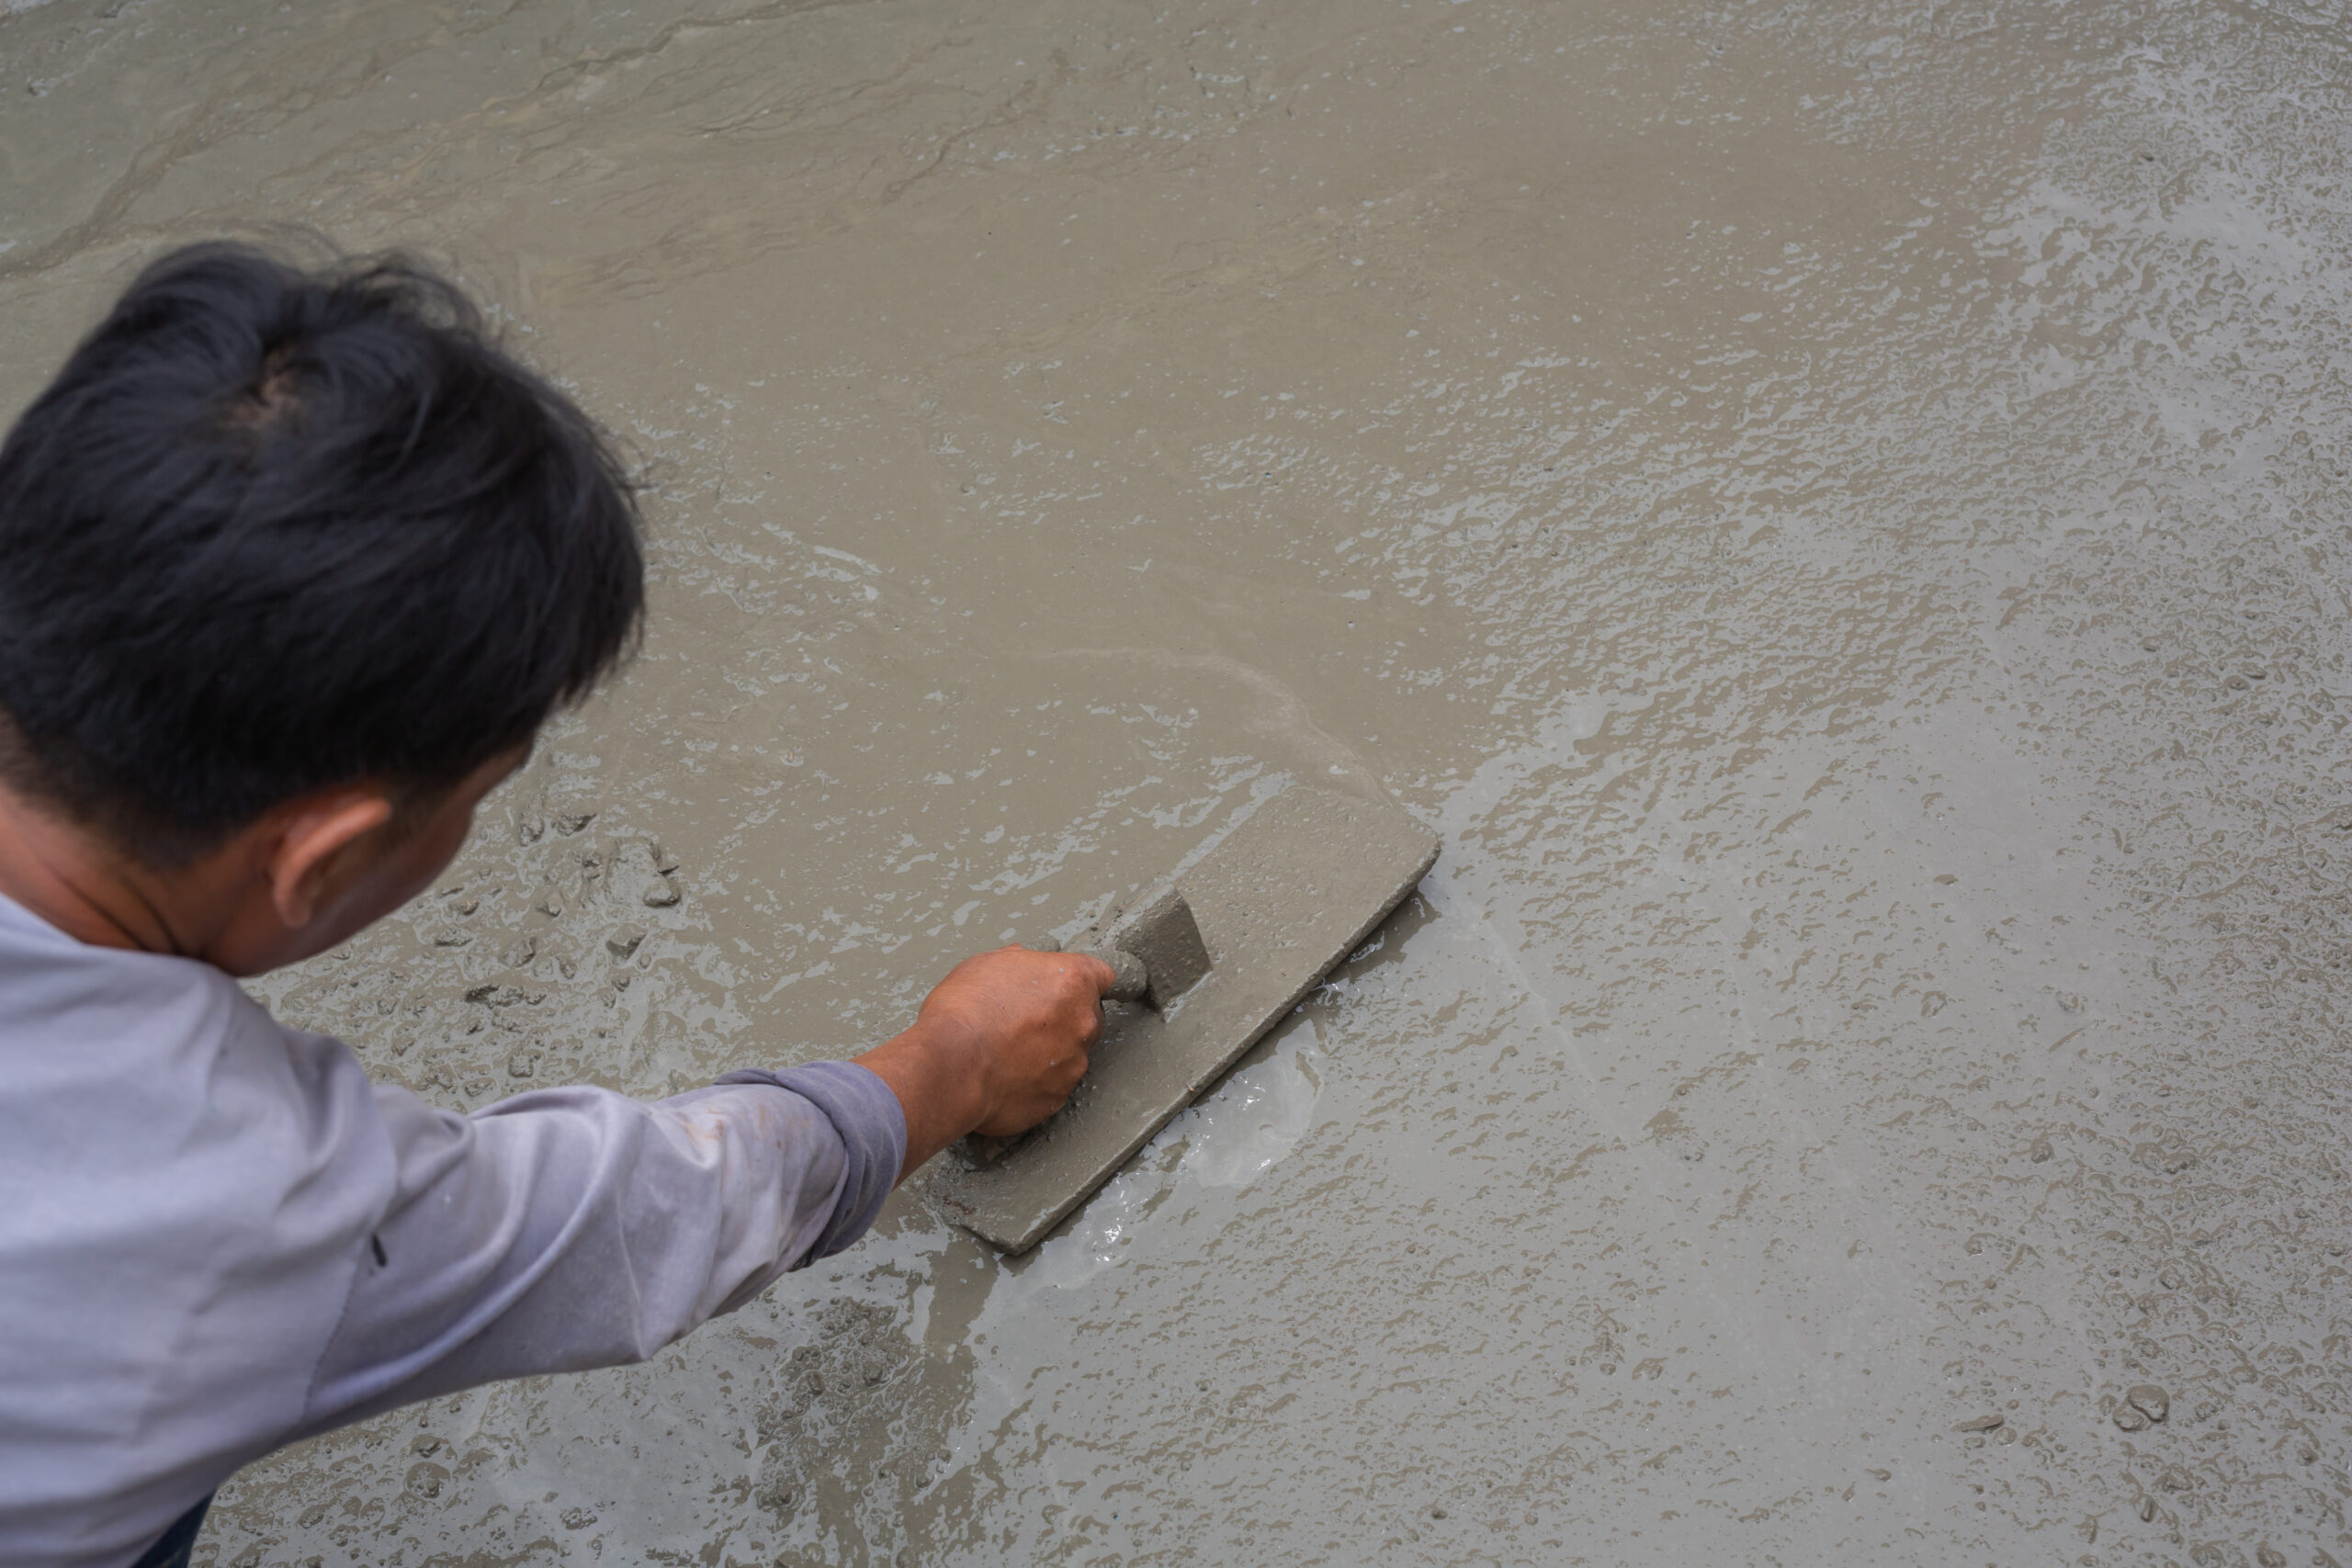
[
  {"x1": 5, "y1": 0, "x2": 2351, "y2": 1561},
  {"x1": 933, "y1": 787, "x2": 1438, "y2": 1251}
]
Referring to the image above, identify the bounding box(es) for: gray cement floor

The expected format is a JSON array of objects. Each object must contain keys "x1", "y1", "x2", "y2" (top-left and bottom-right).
[{"x1": 4, "y1": 0, "x2": 2349, "y2": 1561}]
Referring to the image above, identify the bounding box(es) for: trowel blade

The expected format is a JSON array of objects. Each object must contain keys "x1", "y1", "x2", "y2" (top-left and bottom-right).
[{"x1": 927, "y1": 785, "x2": 1439, "y2": 1253}]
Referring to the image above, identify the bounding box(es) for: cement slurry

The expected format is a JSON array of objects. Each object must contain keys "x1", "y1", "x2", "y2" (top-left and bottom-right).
[{"x1": 3, "y1": 0, "x2": 2350, "y2": 1561}]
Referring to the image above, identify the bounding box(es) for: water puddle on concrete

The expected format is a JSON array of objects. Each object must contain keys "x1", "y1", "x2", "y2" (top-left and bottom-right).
[{"x1": 6, "y1": 0, "x2": 2351, "y2": 1560}]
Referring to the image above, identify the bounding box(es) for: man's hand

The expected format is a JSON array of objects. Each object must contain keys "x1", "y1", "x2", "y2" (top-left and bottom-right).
[{"x1": 853, "y1": 945, "x2": 1115, "y2": 1180}]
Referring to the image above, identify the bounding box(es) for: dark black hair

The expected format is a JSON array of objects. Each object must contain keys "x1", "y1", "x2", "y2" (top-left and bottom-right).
[{"x1": 0, "y1": 241, "x2": 644, "y2": 863}]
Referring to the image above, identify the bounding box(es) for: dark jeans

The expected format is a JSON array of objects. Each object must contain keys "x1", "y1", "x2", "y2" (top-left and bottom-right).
[{"x1": 130, "y1": 1495, "x2": 212, "y2": 1568}]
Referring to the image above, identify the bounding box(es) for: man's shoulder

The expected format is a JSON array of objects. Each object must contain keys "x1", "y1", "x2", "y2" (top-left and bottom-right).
[
  {"x1": 0, "y1": 915, "x2": 401, "y2": 1562},
  {"x1": 0, "y1": 889, "x2": 245, "y2": 1027},
  {"x1": 0, "y1": 905, "x2": 396, "y2": 1237},
  {"x1": 0, "y1": 899, "x2": 335, "y2": 1097}
]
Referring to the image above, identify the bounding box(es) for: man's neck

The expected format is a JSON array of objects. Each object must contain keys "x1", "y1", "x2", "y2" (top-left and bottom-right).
[{"x1": 0, "y1": 785, "x2": 198, "y2": 955}]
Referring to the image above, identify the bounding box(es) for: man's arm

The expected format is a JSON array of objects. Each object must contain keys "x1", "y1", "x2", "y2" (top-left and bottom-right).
[
  {"x1": 294, "y1": 946, "x2": 1110, "y2": 1435},
  {"x1": 297, "y1": 1068, "x2": 895, "y2": 1433}
]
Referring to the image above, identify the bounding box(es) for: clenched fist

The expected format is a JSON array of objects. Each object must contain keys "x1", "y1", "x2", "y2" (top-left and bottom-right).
[{"x1": 854, "y1": 945, "x2": 1116, "y2": 1179}]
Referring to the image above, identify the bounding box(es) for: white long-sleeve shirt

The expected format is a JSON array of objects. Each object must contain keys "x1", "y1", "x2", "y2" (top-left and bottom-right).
[{"x1": 0, "y1": 893, "x2": 906, "y2": 1568}]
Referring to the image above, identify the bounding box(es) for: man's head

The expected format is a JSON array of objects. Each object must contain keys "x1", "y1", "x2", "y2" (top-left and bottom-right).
[{"x1": 0, "y1": 242, "x2": 643, "y2": 969}]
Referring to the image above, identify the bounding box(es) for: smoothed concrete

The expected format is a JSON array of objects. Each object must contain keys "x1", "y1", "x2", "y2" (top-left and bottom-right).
[{"x1": 931, "y1": 786, "x2": 1438, "y2": 1252}]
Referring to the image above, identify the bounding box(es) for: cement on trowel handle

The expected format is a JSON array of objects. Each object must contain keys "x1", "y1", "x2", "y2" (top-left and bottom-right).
[
  {"x1": 1024, "y1": 934, "x2": 1147, "y2": 1002},
  {"x1": 929, "y1": 785, "x2": 1439, "y2": 1252},
  {"x1": 1026, "y1": 892, "x2": 1209, "y2": 1010},
  {"x1": 1081, "y1": 944, "x2": 1149, "y2": 1004},
  {"x1": 1108, "y1": 888, "x2": 1213, "y2": 1010}
]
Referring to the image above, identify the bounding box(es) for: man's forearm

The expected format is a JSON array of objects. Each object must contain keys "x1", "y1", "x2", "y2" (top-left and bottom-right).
[
  {"x1": 854, "y1": 1021, "x2": 991, "y2": 1180},
  {"x1": 299, "y1": 1068, "x2": 904, "y2": 1434}
]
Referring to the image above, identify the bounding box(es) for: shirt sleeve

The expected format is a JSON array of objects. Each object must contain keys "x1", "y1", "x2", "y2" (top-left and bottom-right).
[{"x1": 296, "y1": 1062, "x2": 906, "y2": 1435}]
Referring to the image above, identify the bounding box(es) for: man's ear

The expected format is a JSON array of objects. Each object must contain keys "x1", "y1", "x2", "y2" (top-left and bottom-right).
[{"x1": 266, "y1": 788, "x2": 397, "y2": 931}]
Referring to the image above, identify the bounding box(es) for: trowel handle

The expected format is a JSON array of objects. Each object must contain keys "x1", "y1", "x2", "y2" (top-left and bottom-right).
[
  {"x1": 1081, "y1": 944, "x2": 1149, "y2": 1004},
  {"x1": 1026, "y1": 936, "x2": 1148, "y2": 1004}
]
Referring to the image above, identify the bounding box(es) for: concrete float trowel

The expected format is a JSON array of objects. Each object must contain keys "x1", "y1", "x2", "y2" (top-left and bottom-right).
[{"x1": 927, "y1": 785, "x2": 1439, "y2": 1253}]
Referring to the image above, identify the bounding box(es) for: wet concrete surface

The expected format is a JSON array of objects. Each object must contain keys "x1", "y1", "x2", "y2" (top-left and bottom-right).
[{"x1": 4, "y1": 0, "x2": 2350, "y2": 1561}]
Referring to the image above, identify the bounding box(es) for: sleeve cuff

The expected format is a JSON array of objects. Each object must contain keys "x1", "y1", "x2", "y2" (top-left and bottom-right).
[{"x1": 713, "y1": 1062, "x2": 907, "y2": 1260}]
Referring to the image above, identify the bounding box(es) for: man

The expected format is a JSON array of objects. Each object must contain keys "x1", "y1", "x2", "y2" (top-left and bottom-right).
[{"x1": 0, "y1": 243, "x2": 1109, "y2": 1568}]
